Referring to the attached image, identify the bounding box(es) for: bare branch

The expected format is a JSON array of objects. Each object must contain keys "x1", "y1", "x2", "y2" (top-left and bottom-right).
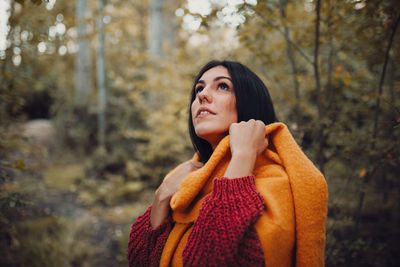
[
  {"x1": 373, "y1": 12, "x2": 400, "y2": 141},
  {"x1": 254, "y1": 9, "x2": 314, "y2": 65},
  {"x1": 354, "y1": 11, "x2": 400, "y2": 232}
]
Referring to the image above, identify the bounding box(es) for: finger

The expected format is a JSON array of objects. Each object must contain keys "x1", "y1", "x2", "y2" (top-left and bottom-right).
[
  {"x1": 229, "y1": 122, "x2": 238, "y2": 133},
  {"x1": 256, "y1": 120, "x2": 265, "y2": 127},
  {"x1": 192, "y1": 161, "x2": 204, "y2": 168}
]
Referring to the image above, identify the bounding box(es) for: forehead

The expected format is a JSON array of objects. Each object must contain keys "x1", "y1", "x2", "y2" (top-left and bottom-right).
[{"x1": 198, "y1": 66, "x2": 230, "y2": 82}]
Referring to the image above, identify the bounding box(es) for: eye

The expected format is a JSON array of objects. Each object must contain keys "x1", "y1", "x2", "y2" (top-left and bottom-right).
[
  {"x1": 217, "y1": 82, "x2": 229, "y2": 91},
  {"x1": 195, "y1": 86, "x2": 204, "y2": 94}
]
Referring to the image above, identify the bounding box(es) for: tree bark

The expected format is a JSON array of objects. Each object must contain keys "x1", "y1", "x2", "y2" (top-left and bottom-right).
[
  {"x1": 325, "y1": 0, "x2": 334, "y2": 102},
  {"x1": 314, "y1": 0, "x2": 325, "y2": 174},
  {"x1": 149, "y1": 0, "x2": 163, "y2": 58},
  {"x1": 75, "y1": 0, "x2": 92, "y2": 104},
  {"x1": 279, "y1": 0, "x2": 301, "y2": 133},
  {"x1": 96, "y1": 0, "x2": 107, "y2": 150}
]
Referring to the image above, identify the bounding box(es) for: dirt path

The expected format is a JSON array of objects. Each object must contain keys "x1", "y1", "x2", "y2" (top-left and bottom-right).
[
  {"x1": 17, "y1": 162, "x2": 153, "y2": 267},
  {"x1": 19, "y1": 172, "x2": 118, "y2": 266}
]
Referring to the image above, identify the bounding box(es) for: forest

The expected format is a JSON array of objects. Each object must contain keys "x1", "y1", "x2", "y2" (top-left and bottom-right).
[{"x1": 0, "y1": 0, "x2": 399, "y2": 266}]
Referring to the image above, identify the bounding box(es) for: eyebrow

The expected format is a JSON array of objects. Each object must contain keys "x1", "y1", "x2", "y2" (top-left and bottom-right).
[{"x1": 196, "y1": 76, "x2": 232, "y2": 84}]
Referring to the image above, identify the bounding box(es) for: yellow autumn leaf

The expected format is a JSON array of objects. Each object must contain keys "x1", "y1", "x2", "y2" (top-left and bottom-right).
[
  {"x1": 359, "y1": 168, "x2": 366, "y2": 178},
  {"x1": 343, "y1": 71, "x2": 351, "y2": 86},
  {"x1": 14, "y1": 160, "x2": 25, "y2": 170}
]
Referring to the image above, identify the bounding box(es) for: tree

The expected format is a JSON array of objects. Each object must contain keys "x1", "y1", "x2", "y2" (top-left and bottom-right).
[
  {"x1": 278, "y1": 0, "x2": 301, "y2": 134},
  {"x1": 149, "y1": 0, "x2": 163, "y2": 58},
  {"x1": 75, "y1": 0, "x2": 92, "y2": 104},
  {"x1": 313, "y1": 0, "x2": 325, "y2": 173},
  {"x1": 96, "y1": 0, "x2": 107, "y2": 150}
]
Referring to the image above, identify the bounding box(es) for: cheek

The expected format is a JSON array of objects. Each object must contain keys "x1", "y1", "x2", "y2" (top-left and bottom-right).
[
  {"x1": 228, "y1": 99, "x2": 238, "y2": 122},
  {"x1": 191, "y1": 101, "x2": 197, "y2": 120}
]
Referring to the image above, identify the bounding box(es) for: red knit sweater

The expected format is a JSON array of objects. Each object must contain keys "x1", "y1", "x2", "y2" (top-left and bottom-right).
[{"x1": 127, "y1": 176, "x2": 265, "y2": 266}]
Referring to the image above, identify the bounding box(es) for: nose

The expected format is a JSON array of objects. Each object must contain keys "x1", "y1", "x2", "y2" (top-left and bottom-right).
[{"x1": 197, "y1": 85, "x2": 212, "y2": 103}]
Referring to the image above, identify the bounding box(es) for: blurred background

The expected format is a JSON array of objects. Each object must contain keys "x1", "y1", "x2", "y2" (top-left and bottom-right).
[{"x1": 1, "y1": 0, "x2": 399, "y2": 266}]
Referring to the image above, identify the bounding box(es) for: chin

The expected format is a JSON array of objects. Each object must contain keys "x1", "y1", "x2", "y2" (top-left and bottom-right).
[{"x1": 195, "y1": 129, "x2": 226, "y2": 145}]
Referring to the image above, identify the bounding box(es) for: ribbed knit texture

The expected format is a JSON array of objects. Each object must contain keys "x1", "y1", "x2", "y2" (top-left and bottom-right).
[
  {"x1": 183, "y1": 176, "x2": 265, "y2": 266},
  {"x1": 127, "y1": 176, "x2": 265, "y2": 267},
  {"x1": 127, "y1": 207, "x2": 173, "y2": 267}
]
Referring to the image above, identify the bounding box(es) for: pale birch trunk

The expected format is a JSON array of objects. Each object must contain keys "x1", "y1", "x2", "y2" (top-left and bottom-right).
[
  {"x1": 149, "y1": 0, "x2": 163, "y2": 58},
  {"x1": 96, "y1": 0, "x2": 107, "y2": 150},
  {"x1": 75, "y1": 0, "x2": 92, "y2": 104}
]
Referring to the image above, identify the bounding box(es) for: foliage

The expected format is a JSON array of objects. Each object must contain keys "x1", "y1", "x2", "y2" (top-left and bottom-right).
[{"x1": 1, "y1": 0, "x2": 399, "y2": 266}]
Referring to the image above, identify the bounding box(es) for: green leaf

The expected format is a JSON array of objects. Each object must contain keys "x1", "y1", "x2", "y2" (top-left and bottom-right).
[{"x1": 14, "y1": 160, "x2": 25, "y2": 170}]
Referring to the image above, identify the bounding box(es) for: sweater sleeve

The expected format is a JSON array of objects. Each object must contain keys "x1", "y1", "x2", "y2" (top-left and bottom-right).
[
  {"x1": 127, "y1": 206, "x2": 173, "y2": 267},
  {"x1": 183, "y1": 175, "x2": 265, "y2": 267}
]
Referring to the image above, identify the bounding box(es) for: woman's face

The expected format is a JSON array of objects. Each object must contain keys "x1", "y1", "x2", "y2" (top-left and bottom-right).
[{"x1": 191, "y1": 66, "x2": 237, "y2": 149}]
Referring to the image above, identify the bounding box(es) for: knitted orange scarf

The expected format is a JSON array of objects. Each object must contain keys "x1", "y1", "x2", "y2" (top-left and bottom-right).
[{"x1": 160, "y1": 123, "x2": 328, "y2": 267}]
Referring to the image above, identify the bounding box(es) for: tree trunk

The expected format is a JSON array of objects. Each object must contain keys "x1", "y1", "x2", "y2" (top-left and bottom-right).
[
  {"x1": 279, "y1": 0, "x2": 301, "y2": 134},
  {"x1": 325, "y1": 0, "x2": 334, "y2": 102},
  {"x1": 96, "y1": 0, "x2": 107, "y2": 150},
  {"x1": 75, "y1": 0, "x2": 92, "y2": 104},
  {"x1": 314, "y1": 0, "x2": 325, "y2": 174},
  {"x1": 354, "y1": 12, "x2": 400, "y2": 232},
  {"x1": 149, "y1": 0, "x2": 163, "y2": 58},
  {"x1": 1, "y1": 0, "x2": 15, "y2": 84}
]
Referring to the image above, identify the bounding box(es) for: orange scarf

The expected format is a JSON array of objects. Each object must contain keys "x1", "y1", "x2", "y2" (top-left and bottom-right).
[{"x1": 160, "y1": 123, "x2": 328, "y2": 267}]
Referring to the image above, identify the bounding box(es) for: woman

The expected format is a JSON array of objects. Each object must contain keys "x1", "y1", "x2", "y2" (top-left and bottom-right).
[{"x1": 128, "y1": 60, "x2": 328, "y2": 267}]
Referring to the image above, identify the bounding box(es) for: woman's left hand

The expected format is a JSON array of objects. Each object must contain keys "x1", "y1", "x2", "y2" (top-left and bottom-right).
[{"x1": 224, "y1": 119, "x2": 268, "y2": 178}]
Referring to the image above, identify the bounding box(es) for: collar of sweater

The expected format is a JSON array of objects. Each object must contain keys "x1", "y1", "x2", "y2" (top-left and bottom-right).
[{"x1": 170, "y1": 122, "x2": 296, "y2": 223}]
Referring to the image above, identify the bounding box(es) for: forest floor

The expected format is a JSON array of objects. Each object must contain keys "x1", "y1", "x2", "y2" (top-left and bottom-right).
[{"x1": 11, "y1": 149, "x2": 155, "y2": 267}]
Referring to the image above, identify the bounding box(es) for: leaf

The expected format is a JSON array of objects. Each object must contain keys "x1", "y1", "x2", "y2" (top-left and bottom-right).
[
  {"x1": 359, "y1": 168, "x2": 366, "y2": 178},
  {"x1": 14, "y1": 160, "x2": 25, "y2": 170},
  {"x1": 343, "y1": 71, "x2": 351, "y2": 86}
]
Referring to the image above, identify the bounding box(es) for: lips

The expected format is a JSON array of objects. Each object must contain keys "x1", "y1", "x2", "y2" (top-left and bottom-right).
[{"x1": 196, "y1": 107, "x2": 216, "y2": 117}]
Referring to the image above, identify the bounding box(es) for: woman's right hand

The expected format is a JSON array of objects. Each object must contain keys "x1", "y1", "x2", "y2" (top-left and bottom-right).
[
  {"x1": 150, "y1": 160, "x2": 204, "y2": 228},
  {"x1": 223, "y1": 120, "x2": 268, "y2": 179}
]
